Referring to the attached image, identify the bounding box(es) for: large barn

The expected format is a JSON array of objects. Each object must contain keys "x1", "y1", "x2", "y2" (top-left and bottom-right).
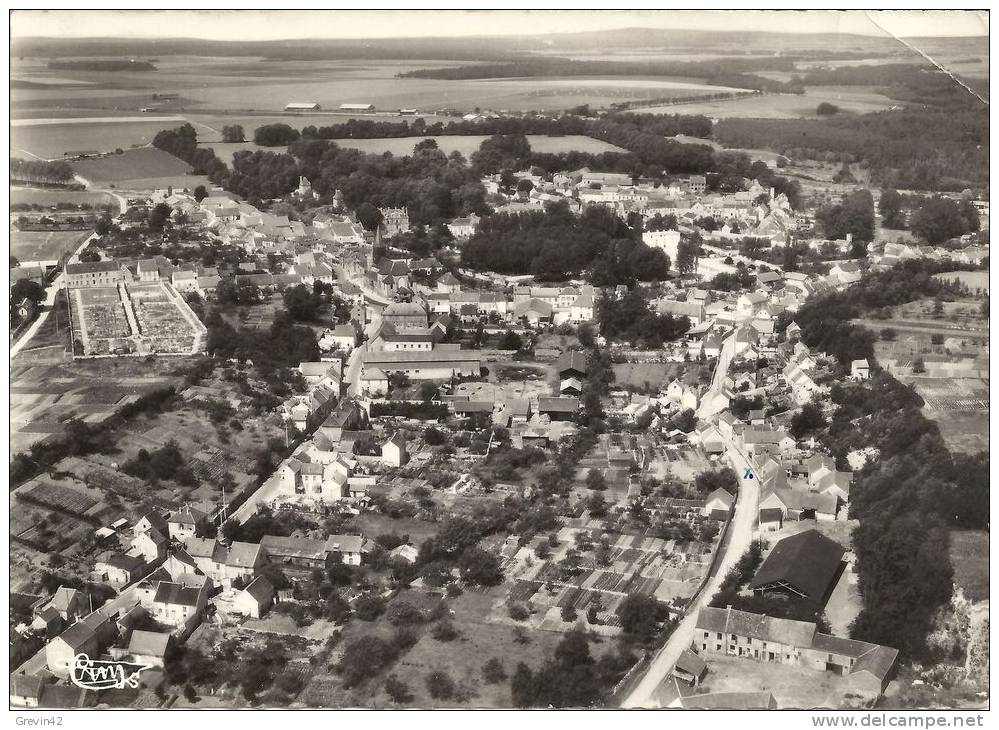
[{"x1": 749, "y1": 529, "x2": 845, "y2": 603}]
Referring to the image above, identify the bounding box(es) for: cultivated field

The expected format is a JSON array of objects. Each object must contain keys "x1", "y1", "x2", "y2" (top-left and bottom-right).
[
  {"x1": 635, "y1": 85, "x2": 896, "y2": 119},
  {"x1": 9, "y1": 360, "x2": 179, "y2": 454},
  {"x1": 11, "y1": 228, "x2": 91, "y2": 263},
  {"x1": 11, "y1": 119, "x2": 186, "y2": 159},
  {"x1": 11, "y1": 188, "x2": 119, "y2": 209},
  {"x1": 71, "y1": 146, "x2": 193, "y2": 184}
]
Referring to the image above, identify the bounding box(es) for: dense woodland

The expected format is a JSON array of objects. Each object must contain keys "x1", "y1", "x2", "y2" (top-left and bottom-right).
[
  {"x1": 460, "y1": 201, "x2": 669, "y2": 283},
  {"x1": 801, "y1": 64, "x2": 989, "y2": 109},
  {"x1": 398, "y1": 57, "x2": 806, "y2": 94},
  {"x1": 10, "y1": 158, "x2": 74, "y2": 182},
  {"x1": 715, "y1": 110, "x2": 989, "y2": 190},
  {"x1": 793, "y1": 260, "x2": 988, "y2": 659}
]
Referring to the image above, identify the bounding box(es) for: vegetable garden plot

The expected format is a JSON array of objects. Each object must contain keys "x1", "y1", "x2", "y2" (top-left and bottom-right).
[
  {"x1": 509, "y1": 580, "x2": 543, "y2": 603},
  {"x1": 20, "y1": 481, "x2": 98, "y2": 516}
]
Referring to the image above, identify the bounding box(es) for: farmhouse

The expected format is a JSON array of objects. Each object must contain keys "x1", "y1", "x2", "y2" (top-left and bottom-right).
[
  {"x1": 361, "y1": 348, "x2": 481, "y2": 380},
  {"x1": 749, "y1": 529, "x2": 845, "y2": 602},
  {"x1": 695, "y1": 606, "x2": 898, "y2": 700}
]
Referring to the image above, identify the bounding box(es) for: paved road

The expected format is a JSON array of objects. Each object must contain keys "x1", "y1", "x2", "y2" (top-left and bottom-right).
[
  {"x1": 696, "y1": 332, "x2": 736, "y2": 419},
  {"x1": 344, "y1": 343, "x2": 366, "y2": 397},
  {"x1": 622, "y1": 325, "x2": 758, "y2": 708},
  {"x1": 9, "y1": 233, "x2": 96, "y2": 361},
  {"x1": 10, "y1": 188, "x2": 127, "y2": 362},
  {"x1": 621, "y1": 439, "x2": 759, "y2": 708}
]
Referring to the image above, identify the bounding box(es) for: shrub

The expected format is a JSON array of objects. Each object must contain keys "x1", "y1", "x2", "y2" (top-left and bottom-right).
[
  {"x1": 508, "y1": 603, "x2": 529, "y2": 621},
  {"x1": 425, "y1": 670, "x2": 457, "y2": 700},
  {"x1": 386, "y1": 599, "x2": 424, "y2": 626},
  {"x1": 353, "y1": 594, "x2": 386, "y2": 621},
  {"x1": 385, "y1": 675, "x2": 413, "y2": 704},
  {"x1": 482, "y1": 657, "x2": 507, "y2": 684},
  {"x1": 430, "y1": 619, "x2": 459, "y2": 642}
]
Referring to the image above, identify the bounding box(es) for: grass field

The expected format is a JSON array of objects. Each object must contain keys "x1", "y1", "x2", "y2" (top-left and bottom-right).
[
  {"x1": 933, "y1": 270, "x2": 990, "y2": 294},
  {"x1": 200, "y1": 134, "x2": 623, "y2": 164},
  {"x1": 10, "y1": 228, "x2": 91, "y2": 263},
  {"x1": 71, "y1": 146, "x2": 192, "y2": 184},
  {"x1": 338, "y1": 588, "x2": 563, "y2": 708},
  {"x1": 948, "y1": 529, "x2": 989, "y2": 602}
]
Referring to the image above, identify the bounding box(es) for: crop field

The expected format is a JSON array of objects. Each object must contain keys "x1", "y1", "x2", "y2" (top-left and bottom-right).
[
  {"x1": 18, "y1": 480, "x2": 98, "y2": 516},
  {"x1": 9, "y1": 360, "x2": 179, "y2": 454},
  {"x1": 71, "y1": 146, "x2": 192, "y2": 184},
  {"x1": 635, "y1": 85, "x2": 896, "y2": 119},
  {"x1": 11, "y1": 188, "x2": 119, "y2": 209},
  {"x1": 11, "y1": 118, "x2": 187, "y2": 160},
  {"x1": 10, "y1": 228, "x2": 90, "y2": 263}
]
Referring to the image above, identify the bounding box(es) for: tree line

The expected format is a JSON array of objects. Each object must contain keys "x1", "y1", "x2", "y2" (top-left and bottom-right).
[
  {"x1": 397, "y1": 57, "x2": 805, "y2": 94},
  {"x1": 794, "y1": 259, "x2": 988, "y2": 659}
]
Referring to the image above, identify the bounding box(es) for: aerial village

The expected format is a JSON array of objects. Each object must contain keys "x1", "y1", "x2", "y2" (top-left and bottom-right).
[{"x1": 10, "y1": 143, "x2": 987, "y2": 711}]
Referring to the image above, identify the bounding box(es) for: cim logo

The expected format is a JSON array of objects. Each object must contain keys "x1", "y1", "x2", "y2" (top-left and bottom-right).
[{"x1": 71, "y1": 654, "x2": 150, "y2": 690}]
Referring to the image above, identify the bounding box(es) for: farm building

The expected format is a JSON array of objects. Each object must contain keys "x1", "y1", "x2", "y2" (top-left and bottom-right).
[
  {"x1": 339, "y1": 103, "x2": 375, "y2": 112},
  {"x1": 694, "y1": 606, "x2": 898, "y2": 700},
  {"x1": 749, "y1": 529, "x2": 845, "y2": 602},
  {"x1": 285, "y1": 102, "x2": 321, "y2": 111}
]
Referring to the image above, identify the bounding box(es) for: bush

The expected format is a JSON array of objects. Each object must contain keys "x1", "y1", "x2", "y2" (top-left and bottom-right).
[
  {"x1": 386, "y1": 599, "x2": 424, "y2": 626},
  {"x1": 353, "y1": 594, "x2": 386, "y2": 621},
  {"x1": 392, "y1": 626, "x2": 419, "y2": 651},
  {"x1": 425, "y1": 670, "x2": 457, "y2": 700},
  {"x1": 482, "y1": 657, "x2": 507, "y2": 684},
  {"x1": 430, "y1": 619, "x2": 459, "y2": 642},
  {"x1": 385, "y1": 675, "x2": 413, "y2": 704},
  {"x1": 508, "y1": 603, "x2": 530, "y2": 621}
]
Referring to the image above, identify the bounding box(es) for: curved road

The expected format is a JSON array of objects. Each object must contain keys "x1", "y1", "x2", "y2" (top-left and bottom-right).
[
  {"x1": 623, "y1": 327, "x2": 758, "y2": 708},
  {"x1": 622, "y1": 441, "x2": 759, "y2": 708},
  {"x1": 10, "y1": 189, "x2": 128, "y2": 361}
]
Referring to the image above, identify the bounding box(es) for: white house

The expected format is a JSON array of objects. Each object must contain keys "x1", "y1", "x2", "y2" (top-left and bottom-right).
[{"x1": 382, "y1": 432, "x2": 408, "y2": 468}]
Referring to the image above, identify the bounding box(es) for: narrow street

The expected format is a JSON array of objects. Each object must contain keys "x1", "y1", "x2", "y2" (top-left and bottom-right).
[
  {"x1": 622, "y1": 327, "x2": 759, "y2": 708},
  {"x1": 620, "y1": 439, "x2": 759, "y2": 708}
]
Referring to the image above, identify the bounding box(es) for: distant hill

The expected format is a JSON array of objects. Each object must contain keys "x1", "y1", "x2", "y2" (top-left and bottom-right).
[{"x1": 11, "y1": 29, "x2": 987, "y2": 62}]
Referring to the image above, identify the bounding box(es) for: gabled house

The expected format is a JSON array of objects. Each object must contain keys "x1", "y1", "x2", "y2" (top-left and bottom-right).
[
  {"x1": 232, "y1": 575, "x2": 275, "y2": 619},
  {"x1": 167, "y1": 507, "x2": 210, "y2": 543},
  {"x1": 382, "y1": 432, "x2": 408, "y2": 468},
  {"x1": 703, "y1": 488, "x2": 735, "y2": 520},
  {"x1": 185, "y1": 538, "x2": 265, "y2": 586}
]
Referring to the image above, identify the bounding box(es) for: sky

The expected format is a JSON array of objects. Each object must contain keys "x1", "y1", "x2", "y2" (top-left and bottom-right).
[{"x1": 9, "y1": 9, "x2": 990, "y2": 41}]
